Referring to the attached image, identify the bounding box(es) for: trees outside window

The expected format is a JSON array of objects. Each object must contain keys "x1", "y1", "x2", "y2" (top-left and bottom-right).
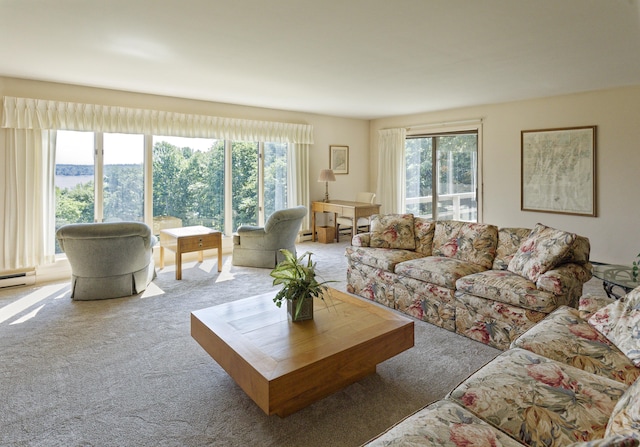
[{"x1": 54, "y1": 131, "x2": 289, "y2": 253}]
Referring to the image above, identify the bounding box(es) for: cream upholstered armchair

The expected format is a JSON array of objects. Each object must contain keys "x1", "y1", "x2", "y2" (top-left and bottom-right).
[
  {"x1": 336, "y1": 192, "x2": 376, "y2": 242},
  {"x1": 232, "y1": 206, "x2": 307, "y2": 268},
  {"x1": 56, "y1": 221, "x2": 157, "y2": 300}
]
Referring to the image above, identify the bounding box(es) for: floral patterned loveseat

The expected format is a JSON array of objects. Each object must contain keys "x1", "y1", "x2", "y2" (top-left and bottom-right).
[
  {"x1": 363, "y1": 288, "x2": 640, "y2": 447},
  {"x1": 346, "y1": 214, "x2": 592, "y2": 349}
]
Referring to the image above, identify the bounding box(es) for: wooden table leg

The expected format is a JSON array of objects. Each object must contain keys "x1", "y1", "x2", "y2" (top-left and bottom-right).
[
  {"x1": 217, "y1": 245, "x2": 222, "y2": 272},
  {"x1": 160, "y1": 246, "x2": 165, "y2": 268},
  {"x1": 175, "y1": 251, "x2": 182, "y2": 280},
  {"x1": 311, "y1": 210, "x2": 316, "y2": 242}
]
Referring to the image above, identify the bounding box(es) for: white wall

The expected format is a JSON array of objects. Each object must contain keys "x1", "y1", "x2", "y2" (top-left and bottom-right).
[
  {"x1": 0, "y1": 76, "x2": 371, "y2": 231},
  {"x1": 371, "y1": 85, "x2": 640, "y2": 265}
]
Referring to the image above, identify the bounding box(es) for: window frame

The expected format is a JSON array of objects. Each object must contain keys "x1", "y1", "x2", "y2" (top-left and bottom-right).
[{"x1": 404, "y1": 123, "x2": 483, "y2": 222}]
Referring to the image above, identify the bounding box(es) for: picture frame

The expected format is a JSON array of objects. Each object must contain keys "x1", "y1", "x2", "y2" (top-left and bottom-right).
[
  {"x1": 330, "y1": 145, "x2": 349, "y2": 174},
  {"x1": 521, "y1": 126, "x2": 597, "y2": 216}
]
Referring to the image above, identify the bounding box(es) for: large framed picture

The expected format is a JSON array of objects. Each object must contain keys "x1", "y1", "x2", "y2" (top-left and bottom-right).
[
  {"x1": 521, "y1": 126, "x2": 597, "y2": 216},
  {"x1": 330, "y1": 145, "x2": 349, "y2": 174}
]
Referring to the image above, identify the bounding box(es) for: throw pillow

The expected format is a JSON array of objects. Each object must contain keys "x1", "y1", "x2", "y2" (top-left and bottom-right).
[
  {"x1": 507, "y1": 223, "x2": 577, "y2": 282},
  {"x1": 605, "y1": 367, "x2": 640, "y2": 439},
  {"x1": 589, "y1": 287, "x2": 640, "y2": 367},
  {"x1": 567, "y1": 437, "x2": 639, "y2": 447},
  {"x1": 369, "y1": 214, "x2": 416, "y2": 250}
]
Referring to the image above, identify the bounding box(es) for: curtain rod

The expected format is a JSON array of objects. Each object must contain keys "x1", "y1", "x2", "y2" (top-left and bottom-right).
[{"x1": 404, "y1": 118, "x2": 483, "y2": 131}]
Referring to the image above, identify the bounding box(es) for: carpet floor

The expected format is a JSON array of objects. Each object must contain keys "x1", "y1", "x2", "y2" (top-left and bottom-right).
[{"x1": 0, "y1": 240, "x2": 608, "y2": 447}]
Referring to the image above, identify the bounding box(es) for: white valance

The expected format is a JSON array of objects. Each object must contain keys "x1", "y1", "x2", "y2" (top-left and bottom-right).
[{"x1": 1, "y1": 96, "x2": 314, "y2": 144}]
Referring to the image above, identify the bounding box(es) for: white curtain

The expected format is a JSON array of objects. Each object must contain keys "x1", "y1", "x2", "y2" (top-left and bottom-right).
[
  {"x1": 2, "y1": 96, "x2": 314, "y2": 144},
  {"x1": 376, "y1": 128, "x2": 406, "y2": 214},
  {"x1": 288, "y1": 143, "x2": 310, "y2": 231},
  {"x1": 1, "y1": 128, "x2": 56, "y2": 271}
]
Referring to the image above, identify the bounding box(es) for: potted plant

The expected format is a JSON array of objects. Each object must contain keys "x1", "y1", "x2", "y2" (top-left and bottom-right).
[{"x1": 270, "y1": 249, "x2": 332, "y2": 322}]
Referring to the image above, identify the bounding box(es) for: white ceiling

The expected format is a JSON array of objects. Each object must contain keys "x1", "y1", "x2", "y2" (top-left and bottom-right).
[{"x1": 2, "y1": 0, "x2": 640, "y2": 120}]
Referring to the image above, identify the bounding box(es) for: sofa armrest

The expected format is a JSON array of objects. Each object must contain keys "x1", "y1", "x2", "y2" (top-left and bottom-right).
[
  {"x1": 578, "y1": 294, "x2": 615, "y2": 319},
  {"x1": 352, "y1": 233, "x2": 370, "y2": 247},
  {"x1": 536, "y1": 263, "x2": 593, "y2": 296}
]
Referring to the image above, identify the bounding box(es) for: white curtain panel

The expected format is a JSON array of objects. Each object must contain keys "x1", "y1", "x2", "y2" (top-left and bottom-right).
[
  {"x1": 376, "y1": 128, "x2": 406, "y2": 214},
  {"x1": 2, "y1": 96, "x2": 314, "y2": 144},
  {"x1": 287, "y1": 143, "x2": 311, "y2": 232},
  {"x1": 0, "y1": 129, "x2": 56, "y2": 271}
]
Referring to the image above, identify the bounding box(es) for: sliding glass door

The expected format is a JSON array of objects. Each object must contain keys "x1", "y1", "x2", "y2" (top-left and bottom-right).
[{"x1": 405, "y1": 132, "x2": 478, "y2": 221}]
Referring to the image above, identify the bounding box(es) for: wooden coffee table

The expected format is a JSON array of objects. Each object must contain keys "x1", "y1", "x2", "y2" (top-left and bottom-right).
[
  {"x1": 160, "y1": 225, "x2": 222, "y2": 280},
  {"x1": 191, "y1": 288, "x2": 414, "y2": 417}
]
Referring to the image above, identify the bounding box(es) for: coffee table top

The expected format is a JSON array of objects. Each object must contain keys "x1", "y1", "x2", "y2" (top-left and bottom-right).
[{"x1": 192, "y1": 287, "x2": 414, "y2": 380}]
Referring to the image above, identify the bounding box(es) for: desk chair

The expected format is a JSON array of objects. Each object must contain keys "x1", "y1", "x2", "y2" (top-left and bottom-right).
[{"x1": 336, "y1": 192, "x2": 376, "y2": 242}]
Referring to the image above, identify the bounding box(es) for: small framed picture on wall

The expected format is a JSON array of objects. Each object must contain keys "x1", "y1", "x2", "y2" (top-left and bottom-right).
[{"x1": 330, "y1": 145, "x2": 349, "y2": 174}]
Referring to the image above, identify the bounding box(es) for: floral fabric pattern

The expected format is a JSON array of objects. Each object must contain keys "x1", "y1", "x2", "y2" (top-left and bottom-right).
[
  {"x1": 449, "y1": 348, "x2": 628, "y2": 447},
  {"x1": 568, "y1": 436, "x2": 639, "y2": 447},
  {"x1": 456, "y1": 269, "x2": 562, "y2": 313},
  {"x1": 606, "y1": 374, "x2": 640, "y2": 439},
  {"x1": 508, "y1": 223, "x2": 577, "y2": 282},
  {"x1": 493, "y1": 227, "x2": 532, "y2": 270},
  {"x1": 455, "y1": 292, "x2": 546, "y2": 350},
  {"x1": 396, "y1": 256, "x2": 486, "y2": 289},
  {"x1": 345, "y1": 245, "x2": 424, "y2": 273},
  {"x1": 370, "y1": 214, "x2": 416, "y2": 250},
  {"x1": 414, "y1": 217, "x2": 435, "y2": 255},
  {"x1": 512, "y1": 306, "x2": 640, "y2": 385},
  {"x1": 395, "y1": 276, "x2": 456, "y2": 330},
  {"x1": 589, "y1": 288, "x2": 640, "y2": 367},
  {"x1": 432, "y1": 221, "x2": 498, "y2": 269},
  {"x1": 364, "y1": 399, "x2": 524, "y2": 447},
  {"x1": 580, "y1": 295, "x2": 616, "y2": 319},
  {"x1": 537, "y1": 263, "x2": 593, "y2": 302},
  {"x1": 346, "y1": 262, "x2": 397, "y2": 308}
]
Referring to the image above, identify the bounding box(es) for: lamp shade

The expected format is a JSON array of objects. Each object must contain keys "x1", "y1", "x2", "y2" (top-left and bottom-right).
[{"x1": 318, "y1": 169, "x2": 336, "y2": 182}]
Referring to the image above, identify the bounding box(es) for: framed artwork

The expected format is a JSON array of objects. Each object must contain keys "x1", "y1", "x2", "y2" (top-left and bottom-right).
[
  {"x1": 521, "y1": 126, "x2": 597, "y2": 216},
  {"x1": 330, "y1": 145, "x2": 349, "y2": 174}
]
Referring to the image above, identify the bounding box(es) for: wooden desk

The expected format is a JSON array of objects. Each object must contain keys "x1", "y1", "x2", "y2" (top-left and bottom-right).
[
  {"x1": 159, "y1": 226, "x2": 222, "y2": 280},
  {"x1": 311, "y1": 200, "x2": 380, "y2": 242},
  {"x1": 191, "y1": 288, "x2": 414, "y2": 417}
]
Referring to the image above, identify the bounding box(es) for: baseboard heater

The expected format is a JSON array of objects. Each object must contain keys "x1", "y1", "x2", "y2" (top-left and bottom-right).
[{"x1": 0, "y1": 271, "x2": 36, "y2": 288}]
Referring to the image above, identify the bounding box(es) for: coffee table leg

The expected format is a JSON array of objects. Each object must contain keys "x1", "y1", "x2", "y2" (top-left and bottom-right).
[
  {"x1": 217, "y1": 246, "x2": 222, "y2": 272},
  {"x1": 160, "y1": 246, "x2": 165, "y2": 269}
]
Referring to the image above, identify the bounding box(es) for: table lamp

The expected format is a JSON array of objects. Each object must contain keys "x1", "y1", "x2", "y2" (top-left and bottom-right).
[{"x1": 318, "y1": 169, "x2": 336, "y2": 202}]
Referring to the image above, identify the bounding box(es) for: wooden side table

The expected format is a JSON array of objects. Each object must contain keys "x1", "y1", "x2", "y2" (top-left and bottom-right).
[{"x1": 160, "y1": 226, "x2": 222, "y2": 280}]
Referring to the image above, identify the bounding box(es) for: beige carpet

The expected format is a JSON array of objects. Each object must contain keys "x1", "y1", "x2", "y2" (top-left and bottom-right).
[{"x1": 0, "y1": 241, "x2": 607, "y2": 447}]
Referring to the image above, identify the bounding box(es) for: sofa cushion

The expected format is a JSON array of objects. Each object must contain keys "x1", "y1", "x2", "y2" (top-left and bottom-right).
[
  {"x1": 508, "y1": 223, "x2": 577, "y2": 282},
  {"x1": 605, "y1": 374, "x2": 640, "y2": 440},
  {"x1": 493, "y1": 227, "x2": 531, "y2": 270},
  {"x1": 432, "y1": 221, "x2": 498, "y2": 269},
  {"x1": 512, "y1": 306, "x2": 640, "y2": 385},
  {"x1": 369, "y1": 213, "x2": 416, "y2": 250},
  {"x1": 362, "y1": 399, "x2": 524, "y2": 447},
  {"x1": 456, "y1": 269, "x2": 561, "y2": 313},
  {"x1": 567, "y1": 436, "x2": 639, "y2": 447},
  {"x1": 448, "y1": 348, "x2": 628, "y2": 446},
  {"x1": 344, "y1": 245, "x2": 424, "y2": 273},
  {"x1": 414, "y1": 217, "x2": 435, "y2": 255},
  {"x1": 589, "y1": 287, "x2": 640, "y2": 367},
  {"x1": 396, "y1": 256, "x2": 486, "y2": 289}
]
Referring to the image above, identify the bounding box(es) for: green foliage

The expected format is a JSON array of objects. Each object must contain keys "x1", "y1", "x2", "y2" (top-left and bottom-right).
[{"x1": 270, "y1": 249, "x2": 332, "y2": 319}]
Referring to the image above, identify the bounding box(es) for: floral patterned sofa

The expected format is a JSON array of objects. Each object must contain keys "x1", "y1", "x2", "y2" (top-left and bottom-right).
[
  {"x1": 363, "y1": 288, "x2": 640, "y2": 446},
  {"x1": 346, "y1": 214, "x2": 592, "y2": 349}
]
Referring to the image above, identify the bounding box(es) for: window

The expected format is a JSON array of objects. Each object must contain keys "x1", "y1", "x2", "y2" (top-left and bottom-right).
[
  {"x1": 405, "y1": 132, "x2": 478, "y2": 221},
  {"x1": 54, "y1": 131, "x2": 289, "y2": 253}
]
